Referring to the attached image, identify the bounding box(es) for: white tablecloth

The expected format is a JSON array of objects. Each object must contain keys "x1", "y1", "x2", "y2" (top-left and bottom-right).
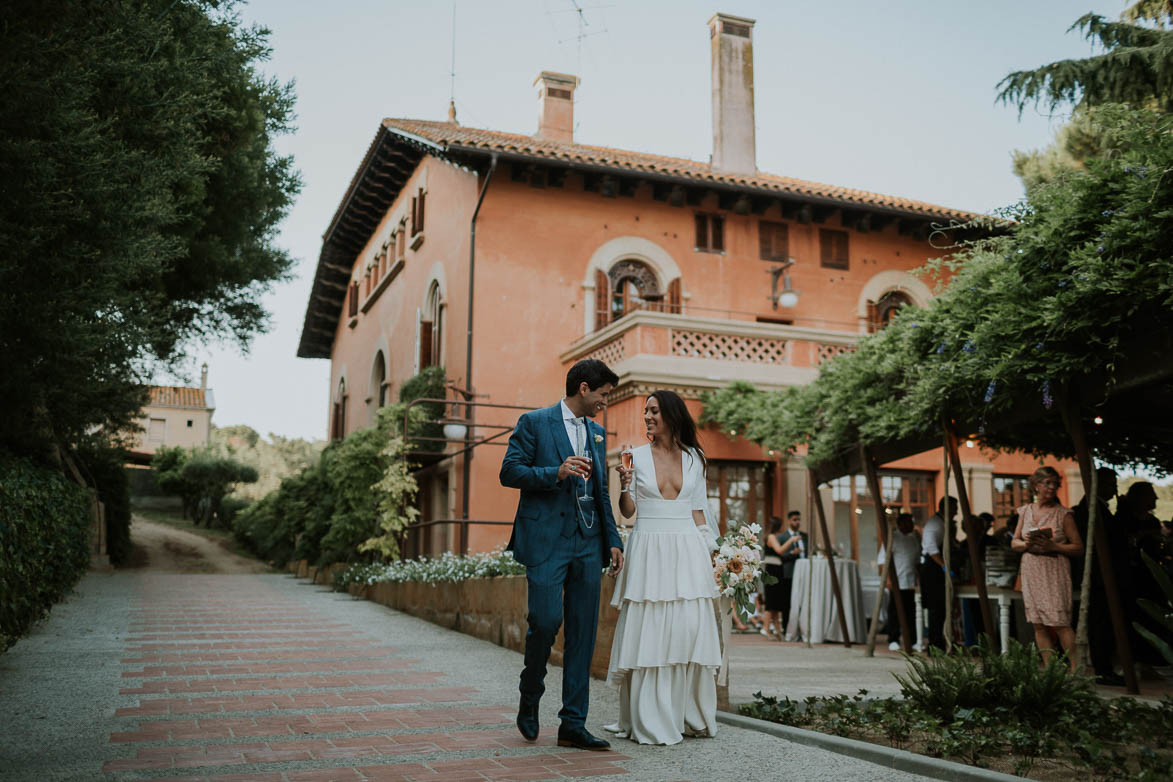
[{"x1": 785, "y1": 557, "x2": 867, "y2": 644}]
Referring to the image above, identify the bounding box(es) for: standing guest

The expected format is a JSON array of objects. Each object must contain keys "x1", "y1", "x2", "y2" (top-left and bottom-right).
[
  {"x1": 761, "y1": 516, "x2": 787, "y2": 640},
  {"x1": 881, "y1": 513, "x2": 920, "y2": 651},
  {"x1": 1011, "y1": 466, "x2": 1084, "y2": 671},
  {"x1": 778, "y1": 511, "x2": 808, "y2": 628},
  {"x1": 1072, "y1": 467, "x2": 1126, "y2": 685},
  {"x1": 958, "y1": 512, "x2": 994, "y2": 646},
  {"x1": 1118, "y1": 481, "x2": 1170, "y2": 664},
  {"x1": 920, "y1": 497, "x2": 959, "y2": 651}
]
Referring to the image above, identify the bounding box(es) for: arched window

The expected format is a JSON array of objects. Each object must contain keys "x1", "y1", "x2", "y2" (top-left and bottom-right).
[
  {"x1": 421, "y1": 282, "x2": 443, "y2": 369},
  {"x1": 594, "y1": 260, "x2": 680, "y2": 329},
  {"x1": 371, "y1": 351, "x2": 388, "y2": 408},
  {"x1": 867, "y1": 290, "x2": 913, "y2": 333}
]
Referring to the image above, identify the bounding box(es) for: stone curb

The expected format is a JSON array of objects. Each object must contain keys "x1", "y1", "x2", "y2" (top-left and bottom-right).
[{"x1": 716, "y1": 711, "x2": 1022, "y2": 782}]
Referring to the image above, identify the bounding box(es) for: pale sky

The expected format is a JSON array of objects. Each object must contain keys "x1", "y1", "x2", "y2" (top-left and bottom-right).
[{"x1": 162, "y1": 0, "x2": 1124, "y2": 442}]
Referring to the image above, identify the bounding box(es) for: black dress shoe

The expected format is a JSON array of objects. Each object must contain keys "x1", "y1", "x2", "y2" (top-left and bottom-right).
[
  {"x1": 517, "y1": 698, "x2": 539, "y2": 741},
  {"x1": 557, "y1": 726, "x2": 611, "y2": 751}
]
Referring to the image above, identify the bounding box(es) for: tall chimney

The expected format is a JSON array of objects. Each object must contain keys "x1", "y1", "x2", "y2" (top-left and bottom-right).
[
  {"x1": 534, "y1": 71, "x2": 578, "y2": 143},
  {"x1": 200, "y1": 362, "x2": 208, "y2": 393},
  {"x1": 708, "y1": 13, "x2": 757, "y2": 174}
]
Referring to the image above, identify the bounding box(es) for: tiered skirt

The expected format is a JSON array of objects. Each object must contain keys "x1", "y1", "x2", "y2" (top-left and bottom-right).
[{"x1": 605, "y1": 499, "x2": 720, "y2": 745}]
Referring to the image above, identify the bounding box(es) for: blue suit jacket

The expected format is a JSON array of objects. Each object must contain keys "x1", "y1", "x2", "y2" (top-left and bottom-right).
[{"x1": 499, "y1": 403, "x2": 624, "y2": 567}]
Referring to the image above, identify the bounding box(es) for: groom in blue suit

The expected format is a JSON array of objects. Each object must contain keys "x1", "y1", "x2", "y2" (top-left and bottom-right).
[{"x1": 500, "y1": 359, "x2": 625, "y2": 751}]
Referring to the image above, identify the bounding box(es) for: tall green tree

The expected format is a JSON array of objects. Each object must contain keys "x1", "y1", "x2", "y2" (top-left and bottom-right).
[
  {"x1": 1002, "y1": 1, "x2": 1172, "y2": 190},
  {"x1": 0, "y1": 0, "x2": 300, "y2": 460},
  {"x1": 998, "y1": 8, "x2": 1173, "y2": 115}
]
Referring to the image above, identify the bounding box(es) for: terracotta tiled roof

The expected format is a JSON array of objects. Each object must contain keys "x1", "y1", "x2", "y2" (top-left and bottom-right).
[
  {"x1": 147, "y1": 386, "x2": 209, "y2": 409},
  {"x1": 384, "y1": 118, "x2": 983, "y2": 221}
]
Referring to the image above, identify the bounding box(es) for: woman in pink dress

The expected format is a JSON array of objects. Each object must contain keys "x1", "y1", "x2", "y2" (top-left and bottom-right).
[{"x1": 1011, "y1": 466, "x2": 1085, "y2": 669}]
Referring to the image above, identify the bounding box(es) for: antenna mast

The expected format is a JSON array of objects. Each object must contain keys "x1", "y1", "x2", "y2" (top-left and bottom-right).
[{"x1": 448, "y1": 1, "x2": 457, "y2": 122}]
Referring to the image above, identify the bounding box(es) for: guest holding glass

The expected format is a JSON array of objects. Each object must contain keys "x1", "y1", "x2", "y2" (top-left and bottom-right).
[
  {"x1": 761, "y1": 516, "x2": 788, "y2": 640},
  {"x1": 1011, "y1": 466, "x2": 1084, "y2": 670}
]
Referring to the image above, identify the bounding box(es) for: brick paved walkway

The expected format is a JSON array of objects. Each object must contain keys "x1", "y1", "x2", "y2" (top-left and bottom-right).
[
  {"x1": 2, "y1": 571, "x2": 927, "y2": 782},
  {"x1": 101, "y1": 575, "x2": 631, "y2": 782}
]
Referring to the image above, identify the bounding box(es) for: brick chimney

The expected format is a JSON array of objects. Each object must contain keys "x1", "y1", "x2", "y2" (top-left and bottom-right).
[
  {"x1": 708, "y1": 13, "x2": 756, "y2": 174},
  {"x1": 534, "y1": 71, "x2": 578, "y2": 143},
  {"x1": 200, "y1": 362, "x2": 208, "y2": 393}
]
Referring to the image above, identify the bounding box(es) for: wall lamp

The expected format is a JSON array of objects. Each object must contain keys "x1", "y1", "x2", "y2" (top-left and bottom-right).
[{"x1": 769, "y1": 258, "x2": 799, "y2": 309}]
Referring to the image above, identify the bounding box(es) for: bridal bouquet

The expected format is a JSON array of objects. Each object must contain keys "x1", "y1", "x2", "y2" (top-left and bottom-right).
[{"x1": 713, "y1": 522, "x2": 776, "y2": 623}]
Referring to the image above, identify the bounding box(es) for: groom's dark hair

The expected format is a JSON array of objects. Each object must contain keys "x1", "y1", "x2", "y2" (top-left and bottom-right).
[{"x1": 565, "y1": 359, "x2": 618, "y2": 397}]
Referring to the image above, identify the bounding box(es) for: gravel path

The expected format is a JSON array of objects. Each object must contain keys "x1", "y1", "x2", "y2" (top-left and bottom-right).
[
  {"x1": 125, "y1": 516, "x2": 271, "y2": 574},
  {"x1": 0, "y1": 567, "x2": 934, "y2": 782}
]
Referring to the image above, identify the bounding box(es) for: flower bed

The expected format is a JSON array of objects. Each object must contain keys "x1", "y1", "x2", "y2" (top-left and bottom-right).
[
  {"x1": 333, "y1": 550, "x2": 620, "y2": 681},
  {"x1": 739, "y1": 640, "x2": 1173, "y2": 780}
]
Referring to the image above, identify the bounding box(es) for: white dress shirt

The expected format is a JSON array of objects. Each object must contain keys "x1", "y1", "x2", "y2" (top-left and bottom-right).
[
  {"x1": 560, "y1": 399, "x2": 588, "y2": 456},
  {"x1": 921, "y1": 513, "x2": 944, "y2": 562},
  {"x1": 879, "y1": 531, "x2": 921, "y2": 589}
]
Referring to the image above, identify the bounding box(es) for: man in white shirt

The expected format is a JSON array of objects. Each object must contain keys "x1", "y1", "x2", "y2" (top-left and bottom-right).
[
  {"x1": 880, "y1": 513, "x2": 920, "y2": 650},
  {"x1": 919, "y1": 497, "x2": 958, "y2": 650}
]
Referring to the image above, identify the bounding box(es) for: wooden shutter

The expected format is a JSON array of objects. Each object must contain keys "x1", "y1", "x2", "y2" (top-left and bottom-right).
[
  {"x1": 331, "y1": 403, "x2": 341, "y2": 440},
  {"x1": 348, "y1": 282, "x2": 359, "y2": 317},
  {"x1": 594, "y1": 269, "x2": 610, "y2": 330},
  {"x1": 866, "y1": 299, "x2": 879, "y2": 334},
  {"x1": 760, "y1": 221, "x2": 789, "y2": 261},
  {"x1": 417, "y1": 189, "x2": 426, "y2": 233},
  {"x1": 820, "y1": 229, "x2": 849, "y2": 269},
  {"x1": 411, "y1": 196, "x2": 418, "y2": 236},
  {"x1": 420, "y1": 320, "x2": 433, "y2": 368},
  {"x1": 711, "y1": 216, "x2": 724, "y2": 252},
  {"x1": 668, "y1": 278, "x2": 682, "y2": 314},
  {"x1": 694, "y1": 213, "x2": 708, "y2": 249}
]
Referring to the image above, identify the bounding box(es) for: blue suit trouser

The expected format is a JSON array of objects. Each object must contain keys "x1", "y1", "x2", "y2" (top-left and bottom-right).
[{"x1": 519, "y1": 527, "x2": 602, "y2": 728}]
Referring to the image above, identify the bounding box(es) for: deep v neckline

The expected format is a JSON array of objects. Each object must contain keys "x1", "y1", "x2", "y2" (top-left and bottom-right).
[{"x1": 647, "y1": 446, "x2": 685, "y2": 501}]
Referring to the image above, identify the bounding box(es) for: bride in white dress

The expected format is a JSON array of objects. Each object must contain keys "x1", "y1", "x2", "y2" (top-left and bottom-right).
[{"x1": 604, "y1": 390, "x2": 722, "y2": 745}]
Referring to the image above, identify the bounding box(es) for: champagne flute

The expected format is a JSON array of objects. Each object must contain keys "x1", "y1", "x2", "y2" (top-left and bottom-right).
[
  {"x1": 579, "y1": 450, "x2": 593, "y2": 502},
  {"x1": 577, "y1": 419, "x2": 593, "y2": 502},
  {"x1": 620, "y1": 443, "x2": 634, "y2": 494}
]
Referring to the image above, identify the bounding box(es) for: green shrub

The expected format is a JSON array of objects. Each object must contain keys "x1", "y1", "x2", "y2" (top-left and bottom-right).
[
  {"x1": 399, "y1": 365, "x2": 446, "y2": 452},
  {"x1": 230, "y1": 372, "x2": 440, "y2": 568},
  {"x1": 0, "y1": 454, "x2": 92, "y2": 651},
  {"x1": 894, "y1": 646, "x2": 992, "y2": 722}
]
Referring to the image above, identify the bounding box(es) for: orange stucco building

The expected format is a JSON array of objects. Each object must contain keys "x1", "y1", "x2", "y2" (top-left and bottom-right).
[{"x1": 297, "y1": 13, "x2": 1078, "y2": 569}]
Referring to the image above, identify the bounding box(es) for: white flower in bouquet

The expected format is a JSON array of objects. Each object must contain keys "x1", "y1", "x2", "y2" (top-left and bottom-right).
[{"x1": 748, "y1": 522, "x2": 762, "y2": 534}]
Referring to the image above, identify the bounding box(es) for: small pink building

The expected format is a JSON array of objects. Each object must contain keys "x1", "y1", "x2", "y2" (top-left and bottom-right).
[
  {"x1": 298, "y1": 13, "x2": 1078, "y2": 566},
  {"x1": 129, "y1": 364, "x2": 215, "y2": 461}
]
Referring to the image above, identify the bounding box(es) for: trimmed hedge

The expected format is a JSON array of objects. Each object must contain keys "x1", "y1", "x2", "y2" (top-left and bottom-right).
[{"x1": 0, "y1": 454, "x2": 92, "y2": 651}]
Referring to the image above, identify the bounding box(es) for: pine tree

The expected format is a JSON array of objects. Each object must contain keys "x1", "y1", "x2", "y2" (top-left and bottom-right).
[{"x1": 998, "y1": 7, "x2": 1173, "y2": 115}]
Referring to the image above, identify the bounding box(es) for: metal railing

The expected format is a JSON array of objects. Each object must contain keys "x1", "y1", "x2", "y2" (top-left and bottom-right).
[{"x1": 401, "y1": 518, "x2": 513, "y2": 558}]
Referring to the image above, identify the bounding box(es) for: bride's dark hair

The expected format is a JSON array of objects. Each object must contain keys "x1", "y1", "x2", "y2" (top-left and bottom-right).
[{"x1": 648, "y1": 390, "x2": 706, "y2": 471}]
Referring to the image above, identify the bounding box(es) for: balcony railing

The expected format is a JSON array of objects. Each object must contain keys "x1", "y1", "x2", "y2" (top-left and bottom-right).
[{"x1": 560, "y1": 309, "x2": 859, "y2": 393}]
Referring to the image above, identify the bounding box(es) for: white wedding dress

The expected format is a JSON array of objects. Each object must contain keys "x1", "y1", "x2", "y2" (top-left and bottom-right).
[{"x1": 604, "y1": 444, "x2": 721, "y2": 745}]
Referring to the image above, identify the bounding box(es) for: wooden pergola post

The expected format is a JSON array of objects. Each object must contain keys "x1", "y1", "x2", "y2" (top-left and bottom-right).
[
  {"x1": 1059, "y1": 386, "x2": 1139, "y2": 694},
  {"x1": 943, "y1": 423, "x2": 998, "y2": 645},
  {"x1": 861, "y1": 445, "x2": 913, "y2": 656},
  {"x1": 809, "y1": 469, "x2": 853, "y2": 648}
]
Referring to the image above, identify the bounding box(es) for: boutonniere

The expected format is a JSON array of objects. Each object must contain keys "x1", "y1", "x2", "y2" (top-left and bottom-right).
[{"x1": 593, "y1": 434, "x2": 604, "y2": 444}]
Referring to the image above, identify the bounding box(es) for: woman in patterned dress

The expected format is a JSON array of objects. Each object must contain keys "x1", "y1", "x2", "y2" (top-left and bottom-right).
[{"x1": 1011, "y1": 466, "x2": 1085, "y2": 669}]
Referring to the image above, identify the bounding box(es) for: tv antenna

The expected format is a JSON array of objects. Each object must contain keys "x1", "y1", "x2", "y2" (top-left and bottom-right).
[
  {"x1": 448, "y1": 1, "x2": 457, "y2": 122},
  {"x1": 551, "y1": 0, "x2": 611, "y2": 76}
]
